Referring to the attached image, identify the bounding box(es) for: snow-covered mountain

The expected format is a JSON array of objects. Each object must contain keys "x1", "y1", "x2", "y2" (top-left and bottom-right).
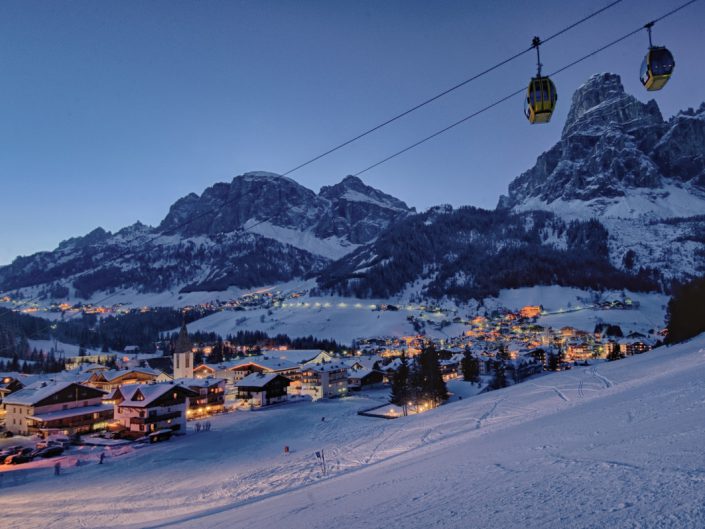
[
  {"x1": 498, "y1": 72, "x2": 705, "y2": 278},
  {"x1": 0, "y1": 173, "x2": 412, "y2": 300},
  {"x1": 316, "y1": 206, "x2": 659, "y2": 302},
  {"x1": 318, "y1": 74, "x2": 705, "y2": 301},
  {"x1": 3, "y1": 74, "x2": 703, "y2": 306}
]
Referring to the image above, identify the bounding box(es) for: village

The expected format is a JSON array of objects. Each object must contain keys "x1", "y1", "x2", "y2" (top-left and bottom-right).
[{"x1": 0, "y1": 292, "x2": 661, "y2": 473}]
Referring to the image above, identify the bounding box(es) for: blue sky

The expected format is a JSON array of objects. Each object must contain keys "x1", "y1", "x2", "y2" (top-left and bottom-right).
[{"x1": 1, "y1": 0, "x2": 704, "y2": 264}]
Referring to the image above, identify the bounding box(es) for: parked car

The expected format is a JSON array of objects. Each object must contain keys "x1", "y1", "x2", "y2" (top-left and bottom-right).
[
  {"x1": 135, "y1": 429, "x2": 173, "y2": 444},
  {"x1": 0, "y1": 445, "x2": 24, "y2": 459},
  {"x1": 4, "y1": 448, "x2": 34, "y2": 465},
  {"x1": 0, "y1": 430, "x2": 13, "y2": 438},
  {"x1": 31, "y1": 445, "x2": 64, "y2": 459},
  {"x1": 36, "y1": 438, "x2": 70, "y2": 450}
]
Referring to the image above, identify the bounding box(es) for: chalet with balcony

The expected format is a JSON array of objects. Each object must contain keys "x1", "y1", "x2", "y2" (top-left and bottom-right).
[
  {"x1": 176, "y1": 377, "x2": 226, "y2": 418},
  {"x1": 224, "y1": 357, "x2": 300, "y2": 383},
  {"x1": 347, "y1": 367, "x2": 384, "y2": 390},
  {"x1": 300, "y1": 362, "x2": 348, "y2": 400},
  {"x1": 3, "y1": 381, "x2": 111, "y2": 436},
  {"x1": 618, "y1": 338, "x2": 653, "y2": 356},
  {"x1": 86, "y1": 368, "x2": 171, "y2": 391},
  {"x1": 112, "y1": 383, "x2": 197, "y2": 438},
  {"x1": 233, "y1": 373, "x2": 290, "y2": 407}
]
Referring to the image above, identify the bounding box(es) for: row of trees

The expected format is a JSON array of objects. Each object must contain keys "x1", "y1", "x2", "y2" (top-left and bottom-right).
[
  {"x1": 666, "y1": 274, "x2": 705, "y2": 344},
  {"x1": 389, "y1": 347, "x2": 449, "y2": 415},
  {"x1": 0, "y1": 350, "x2": 66, "y2": 374},
  {"x1": 318, "y1": 207, "x2": 661, "y2": 301}
]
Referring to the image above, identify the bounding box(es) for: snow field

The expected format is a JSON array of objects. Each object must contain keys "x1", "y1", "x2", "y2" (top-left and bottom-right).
[{"x1": 2, "y1": 335, "x2": 705, "y2": 528}]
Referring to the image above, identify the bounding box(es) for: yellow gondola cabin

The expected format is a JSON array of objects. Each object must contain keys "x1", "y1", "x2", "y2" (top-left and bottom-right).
[
  {"x1": 525, "y1": 76, "x2": 557, "y2": 124},
  {"x1": 640, "y1": 46, "x2": 675, "y2": 91}
]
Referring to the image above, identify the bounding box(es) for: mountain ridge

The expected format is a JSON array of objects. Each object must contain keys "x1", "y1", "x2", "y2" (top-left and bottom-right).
[
  {"x1": 2, "y1": 73, "x2": 703, "y2": 304},
  {"x1": 0, "y1": 173, "x2": 412, "y2": 299},
  {"x1": 498, "y1": 72, "x2": 705, "y2": 280}
]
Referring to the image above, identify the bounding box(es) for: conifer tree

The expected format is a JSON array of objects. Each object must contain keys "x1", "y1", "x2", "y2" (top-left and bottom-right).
[
  {"x1": 490, "y1": 361, "x2": 507, "y2": 390},
  {"x1": 417, "y1": 345, "x2": 448, "y2": 407},
  {"x1": 666, "y1": 274, "x2": 705, "y2": 344},
  {"x1": 389, "y1": 353, "x2": 411, "y2": 415},
  {"x1": 461, "y1": 352, "x2": 480, "y2": 384}
]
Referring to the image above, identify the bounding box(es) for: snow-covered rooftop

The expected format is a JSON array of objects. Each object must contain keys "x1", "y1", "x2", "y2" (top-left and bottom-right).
[
  {"x1": 3, "y1": 380, "x2": 75, "y2": 406},
  {"x1": 233, "y1": 372, "x2": 281, "y2": 388},
  {"x1": 116, "y1": 383, "x2": 189, "y2": 408}
]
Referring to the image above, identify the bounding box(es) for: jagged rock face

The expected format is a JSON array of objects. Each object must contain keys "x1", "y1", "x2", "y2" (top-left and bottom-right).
[
  {"x1": 498, "y1": 72, "x2": 705, "y2": 209},
  {"x1": 159, "y1": 173, "x2": 323, "y2": 236},
  {"x1": 158, "y1": 172, "x2": 410, "y2": 244},
  {"x1": 498, "y1": 73, "x2": 705, "y2": 280},
  {"x1": 0, "y1": 173, "x2": 411, "y2": 299},
  {"x1": 317, "y1": 175, "x2": 411, "y2": 243},
  {"x1": 562, "y1": 72, "x2": 664, "y2": 138},
  {"x1": 651, "y1": 103, "x2": 705, "y2": 186}
]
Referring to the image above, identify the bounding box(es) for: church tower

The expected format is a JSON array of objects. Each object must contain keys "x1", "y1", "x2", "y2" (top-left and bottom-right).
[{"x1": 173, "y1": 321, "x2": 194, "y2": 379}]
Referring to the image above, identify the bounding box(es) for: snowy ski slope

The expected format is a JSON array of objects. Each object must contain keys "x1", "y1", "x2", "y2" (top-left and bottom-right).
[{"x1": 2, "y1": 335, "x2": 704, "y2": 529}]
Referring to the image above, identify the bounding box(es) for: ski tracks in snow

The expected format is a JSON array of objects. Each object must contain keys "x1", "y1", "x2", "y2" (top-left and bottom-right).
[{"x1": 591, "y1": 366, "x2": 614, "y2": 388}]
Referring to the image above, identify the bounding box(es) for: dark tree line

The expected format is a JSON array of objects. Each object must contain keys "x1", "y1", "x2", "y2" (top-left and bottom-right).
[
  {"x1": 317, "y1": 207, "x2": 661, "y2": 301},
  {"x1": 666, "y1": 274, "x2": 705, "y2": 344},
  {"x1": 52, "y1": 307, "x2": 213, "y2": 352},
  {"x1": 0, "y1": 350, "x2": 67, "y2": 374},
  {"x1": 390, "y1": 346, "x2": 449, "y2": 414}
]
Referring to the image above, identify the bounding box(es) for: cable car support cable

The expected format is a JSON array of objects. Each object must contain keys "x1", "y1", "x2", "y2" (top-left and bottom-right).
[
  {"x1": 280, "y1": 0, "x2": 626, "y2": 177},
  {"x1": 354, "y1": 0, "x2": 700, "y2": 176}
]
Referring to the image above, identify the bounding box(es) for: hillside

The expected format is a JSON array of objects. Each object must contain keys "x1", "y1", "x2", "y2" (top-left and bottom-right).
[
  {"x1": 0, "y1": 173, "x2": 411, "y2": 300},
  {"x1": 3, "y1": 334, "x2": 704, "y2": 529},
  {"x1": 316, "y1": 206, "x2": 659, "y2": 301},
  {"x1": 500, "y1": 73, "x2": 705, "y2": 279}
]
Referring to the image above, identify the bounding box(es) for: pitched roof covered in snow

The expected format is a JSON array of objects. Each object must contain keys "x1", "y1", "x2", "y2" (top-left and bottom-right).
[
  {"x1": 175, "y1": 377, "x2": 225, "y2": 389},
  {"x1": 302, "y1": 362, "x2": 348, "y2": 373},
  {"x1": 227, "y1": 356, "x2": 299, "y2": 372},
  {"x1": 94, "y1": 368, "x2": 163, "y2": 382},
  {"x1": 3, "y1": 380, "x2": 104, "y2": 406},
  {"x1": 114, "y1": 383, "x2": 196, "y2": 408},
  {"x1": 233, "y1": 372, "x2": 285, "y2": 389},
  {"x1": 261, "y1": 349, "x2": 327, "y2": 364}
]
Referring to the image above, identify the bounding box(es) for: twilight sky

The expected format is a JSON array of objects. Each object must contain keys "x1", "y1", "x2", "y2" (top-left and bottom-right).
[{"x1": 1, "y1": 0, "x2": 704, "y2": 264}]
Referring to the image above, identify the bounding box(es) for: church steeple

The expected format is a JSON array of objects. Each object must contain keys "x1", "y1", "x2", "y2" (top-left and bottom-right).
[
  {"x1": 175, "y1": 321, "x2": 192, "y2": 355},
  {"x1": 173, "y1": 320, "x2": 194, "y2": 379}
]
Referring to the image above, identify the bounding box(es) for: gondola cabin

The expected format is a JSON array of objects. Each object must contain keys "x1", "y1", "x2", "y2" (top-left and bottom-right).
[
  {"x1": 525, "y1": 76, "x2": 557, "y2": 124},
  {"x1": 640, "y1": 46, "x2": 675, "y2": 91}
]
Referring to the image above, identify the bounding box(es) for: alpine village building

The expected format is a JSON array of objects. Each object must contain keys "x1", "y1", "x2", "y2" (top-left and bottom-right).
[
  {"x1": 3, "y1": 381, "x2": 112, "y2": 436},
  {"x1": 112, "y1": 383, "x2": 197, "y2": 438},
  {"x1": 233, "y1": 373, "x2": 290, "y2": 407}
]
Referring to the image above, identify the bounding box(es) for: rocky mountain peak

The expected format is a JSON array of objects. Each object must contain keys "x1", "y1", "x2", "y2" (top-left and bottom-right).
[
  {"x1": 0, "y1": 171, "x2": 415, "y2": 298},
  {"x1": 320, "y1": 175, "x2": 410, "y2": 212},
  {"x1": 56, "y1": 227, "x2": 110, "y2": 251},
  {"x1": 498, "y1": 73, "x2": 705, "y2": 281},
  {"x1": 562, "y1": 72, "x2": 663, "y2": 138}
]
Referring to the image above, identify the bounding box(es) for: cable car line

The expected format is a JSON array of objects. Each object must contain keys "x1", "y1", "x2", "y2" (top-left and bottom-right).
[
  {"x1": 0, "y1": 2, "x2": 630, "y2": 317},
  {"x1": 280, "y1": 0, "x2": 626, "y2": 177},
  {"x1": 354, "y1": 0, "x2": 699, "y2": 176},
  {"x1": 0, "y1": 0, "x2": 699, "y2": 346}
]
